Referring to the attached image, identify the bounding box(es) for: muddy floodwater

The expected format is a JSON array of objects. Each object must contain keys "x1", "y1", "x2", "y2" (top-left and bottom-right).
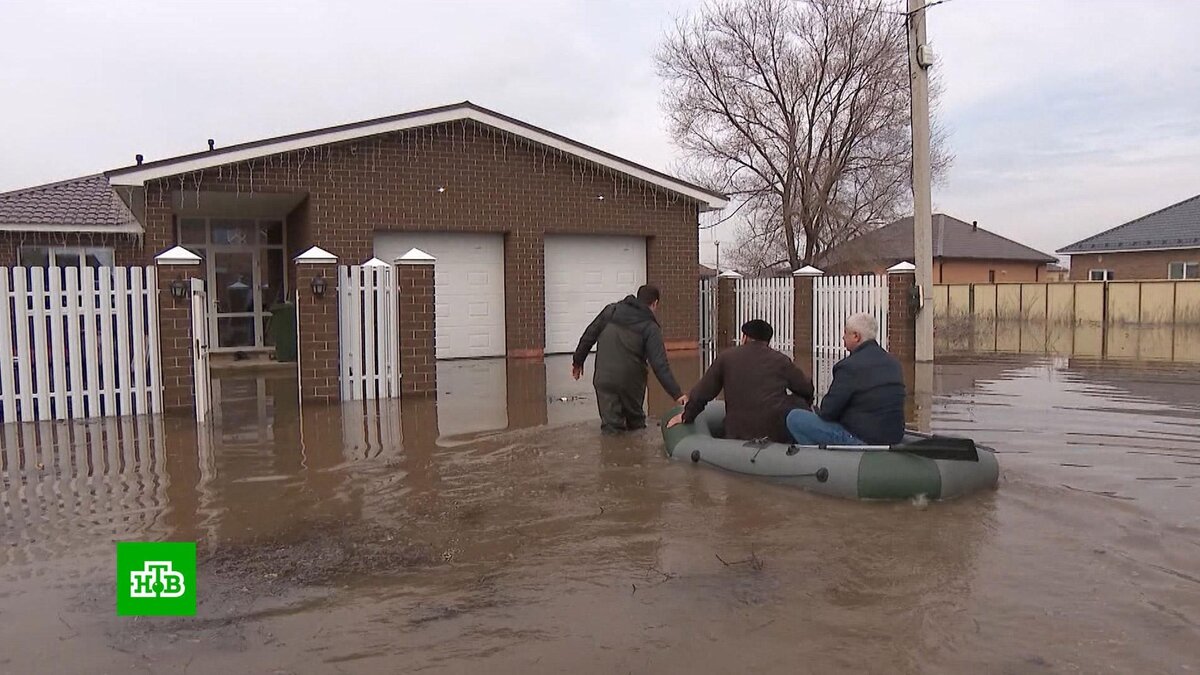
[{"x1": 2, "y1": 353, "x2": 1199, "y2": 673}]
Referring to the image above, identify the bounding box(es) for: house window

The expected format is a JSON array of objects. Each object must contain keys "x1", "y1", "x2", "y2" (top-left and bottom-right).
[
  {"x1": 19, "y1": 245, "x2": 115, "y2": 269},
  {"x1": 18, "y1": 246, "x2": 115, "y2": 286},
  {"x1": 1168, "y1": 262, "x2": 1199, "y2": 280},
  {"x1": 1089, "y1": 269, "x2": 1114, "y2": 281}
]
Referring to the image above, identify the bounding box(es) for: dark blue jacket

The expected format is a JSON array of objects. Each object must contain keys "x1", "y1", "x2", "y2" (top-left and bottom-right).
[{"x1": 818, "y1": 339, "x2": 906, "y2": 444}]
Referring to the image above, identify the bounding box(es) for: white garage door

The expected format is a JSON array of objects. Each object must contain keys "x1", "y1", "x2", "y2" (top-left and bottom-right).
[
  {"x1": 373, "y1": 232, "x2": 506, "y2": 359},
  {"x1": 544, "y1": 235, "x2": 647, "y2": 354}
]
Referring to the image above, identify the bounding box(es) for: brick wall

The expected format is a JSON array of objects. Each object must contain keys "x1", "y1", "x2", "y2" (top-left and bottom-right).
[
  {"x1": 887, "y1": 272, "x2": 917, "y2": 362},
  {"x1": 1067, "y1": 248, "x2": 1200, "y2": 281},
  {"x1": 793, "y1": 274, "x2": 815, "y2": 367},
  {"x1": 155, "y1": 266, "x2": 198, "y2": 410},
  {"x1": 296, "y1": 263, "x2": 340, "y2": 402},
  {"x1": 397, "y1": 263, "x2": 436, "y2": 397},
  {"x1": 139, "y1": 120, "x2": 702, "y2": 357},
  {"x1": 716, "y1": 275, "x2": 737, "y2": 351}
]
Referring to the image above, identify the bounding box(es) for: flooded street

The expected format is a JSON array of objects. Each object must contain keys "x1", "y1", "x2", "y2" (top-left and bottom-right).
[{"x1": 2, "y1": 353, "x2": 1199, "y2": 673}]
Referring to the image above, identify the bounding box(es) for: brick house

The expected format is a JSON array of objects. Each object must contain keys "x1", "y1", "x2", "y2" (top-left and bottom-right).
[
  {"x1": 1058, "y1": 193, "x2": 1200, "y2": 281},
  {"x1": 818, "y1": 214, "x2": 1056, "y2": 283},
  {"x1": 0, "y1": 102, "x2": 727, "y2": 406}
]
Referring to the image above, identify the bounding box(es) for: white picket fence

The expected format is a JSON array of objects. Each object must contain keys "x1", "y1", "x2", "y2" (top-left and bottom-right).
[
  {"x1": 735, "y1": 277, "x2": 795, "y2": 356},
  {"x1": 339, "y1": 264, "x2": 401, "y2": 400},
  {"x1": 813, "y1": 274, "x2": 889, "y2": 399},
  {"x1": 699, "y1": 277, "x2": 717, "y2": 353},
  {"x1": 0, "y1": 266, "x2": 162, "y2": 423}
]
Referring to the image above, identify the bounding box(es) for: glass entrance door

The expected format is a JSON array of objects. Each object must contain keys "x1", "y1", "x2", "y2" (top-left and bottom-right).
[{"x1": 178, "y1": 217, "x2": 288, "y2": 351}]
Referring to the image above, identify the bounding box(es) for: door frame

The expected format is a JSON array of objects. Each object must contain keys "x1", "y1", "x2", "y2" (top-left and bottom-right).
[{"x1": 176, "y1": 216, "x2": 288, "y2": 352}]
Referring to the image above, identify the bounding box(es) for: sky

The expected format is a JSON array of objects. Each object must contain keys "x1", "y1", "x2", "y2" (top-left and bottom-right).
[{"x1": 2, "y1": 0, "x2": 1198, "y2": 267}]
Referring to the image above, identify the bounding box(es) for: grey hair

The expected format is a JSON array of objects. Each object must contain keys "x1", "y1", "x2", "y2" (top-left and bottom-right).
[{"x1": 845, "y1": 312, "x2": 878, "y2": 341}]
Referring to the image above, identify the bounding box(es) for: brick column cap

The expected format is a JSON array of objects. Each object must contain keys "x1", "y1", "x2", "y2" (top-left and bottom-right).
[
  {"x1": 396, "y1": 247, "x2": 436, "y2": 265},
  {"x1": 887, "y1": 261, "x2": 917, "y2": 274},
  {"x1": 295, "y1": 246, "x2": 338, "y2": 264},
  {"x1": 154, "y1": 245, "x2": 202, "y2": 266},
  {"x1": 717, "y1": 269, "x2": 743, "y2": 278},
  {"x1": 793, "y1": 265, "x2": 824, "y2": 277}
]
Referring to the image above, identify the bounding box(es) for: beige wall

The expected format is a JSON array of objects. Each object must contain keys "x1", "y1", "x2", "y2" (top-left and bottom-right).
[
  {"x1": 934, "y1": 279, "x2": 1200, "y2": 325},
  {"x1": 1067, "y1": 248, "x2": 1200, "y2": 281},
  {"x1": 829, "y1": 257, "x2": 1048, "y2": 283},
  {"x1": 937, "y1": 259, "x2": 1047, "y2": 284}
]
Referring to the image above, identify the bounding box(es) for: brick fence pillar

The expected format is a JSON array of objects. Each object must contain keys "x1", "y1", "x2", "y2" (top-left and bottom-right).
[
  {"x1": 295, "y1": 246, "x2": 340, "y2": 404},
  {"x1": 716, "y1": 270, "x2": 741, "y2": 351},
  {"x1": 153, "y1": 246, "x2": 203, "y2": 412},
  {"x1": 887, "y1": 262, "x2": 918, "y2": 363},
  {"x1": 396, "y1": 248, "x2": 437, "y2": 398},
  {"x1": 792, "y1": 265, "x2": 822, "y2": 371}
]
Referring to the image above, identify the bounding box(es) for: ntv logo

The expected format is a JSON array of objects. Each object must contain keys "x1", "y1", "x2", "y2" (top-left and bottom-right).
[
  {"x1": 130, "y1": 561, "x2": 186, "y2": 598},
  {"x1": 117, "y1": 542, "x2": 196, "y2": 616}
]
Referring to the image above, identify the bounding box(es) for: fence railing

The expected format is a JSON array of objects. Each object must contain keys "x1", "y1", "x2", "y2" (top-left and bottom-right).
[
  {"x1": 339, "y1": 264, "x2": 401, "y2": 401},
  {"x1": 699, "y1": 277, "x2": 717, "y2": 354},
  {"x1": 813, "y1": 275, "x2": 889, "y2": 399},
  {"x1": 735, "y1": 277, "x2": 795, "y2": 357},
  {"x1": 0, "y1": 266, "x2": 162, "y2": 423}
]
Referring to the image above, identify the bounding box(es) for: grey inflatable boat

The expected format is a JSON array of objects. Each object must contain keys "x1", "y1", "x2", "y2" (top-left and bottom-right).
[{"x1": 660, "y1": 402, "x2": 999, "y2": 501}]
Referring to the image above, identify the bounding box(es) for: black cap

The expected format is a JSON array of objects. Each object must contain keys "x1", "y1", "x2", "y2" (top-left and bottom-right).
[{"x1": 741, "y1": 319, "x2": 773, "y2": 342}]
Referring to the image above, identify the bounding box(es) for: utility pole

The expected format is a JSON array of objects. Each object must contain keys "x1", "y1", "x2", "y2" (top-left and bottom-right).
[
  {"x1": 908, "y1": 0, "x2": 934, "y2": 363},
  {"x1": 714, "y1": 240, "x2": 721, "y2": 272}
]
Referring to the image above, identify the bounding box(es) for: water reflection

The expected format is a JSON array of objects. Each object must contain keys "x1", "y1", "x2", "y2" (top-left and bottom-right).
[{"x1": 2, "y1": 353, "x2": 1199, "y2": 672}]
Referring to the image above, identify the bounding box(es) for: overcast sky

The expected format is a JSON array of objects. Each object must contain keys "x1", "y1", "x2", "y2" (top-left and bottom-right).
[{"x1": 2, "y1": 0, "x2": 1198, "y2": 266}]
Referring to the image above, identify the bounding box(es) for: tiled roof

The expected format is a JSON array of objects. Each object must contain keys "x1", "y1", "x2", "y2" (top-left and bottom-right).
[
  {"x1": 1057, "y1": 193, "x2": 1200, "y2": 254},
  {"x1": 819, "y1": 214, "x2": 1056, "y2": 267},
  {"x1": 0, "y1": 174, "x2": 141, "y2": 232}
]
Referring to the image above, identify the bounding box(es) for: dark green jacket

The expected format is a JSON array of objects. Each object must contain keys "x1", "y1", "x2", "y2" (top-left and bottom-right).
[{"x1": 572, "y1": 295, "x2": 683, "y2": 400}]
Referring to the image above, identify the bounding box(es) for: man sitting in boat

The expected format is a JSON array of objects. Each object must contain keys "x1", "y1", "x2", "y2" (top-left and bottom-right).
[
  {"x1": 665, "y1": 319, "x2": 814, "y2": 443},
  {"x1": 785, "y1": 312, "x2": 906, "y2": 446}
]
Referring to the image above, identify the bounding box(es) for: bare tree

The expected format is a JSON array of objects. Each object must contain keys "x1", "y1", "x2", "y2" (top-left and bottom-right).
[{"x1": 658, "y1": 0, "x2": 950, "y2": 273}]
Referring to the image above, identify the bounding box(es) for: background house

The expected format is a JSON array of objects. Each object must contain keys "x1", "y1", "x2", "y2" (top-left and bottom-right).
[
  {"x1": 1057, "y1": 193, "x2": 1200, "y2": 281},
  {"x1": 818, "y1": 214, "x2": 1057, "y2": 283}
]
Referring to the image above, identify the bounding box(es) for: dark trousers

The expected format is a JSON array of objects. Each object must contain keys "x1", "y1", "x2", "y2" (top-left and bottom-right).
[{"x1": 595, "y1": 380, "x2": 646, "y2": 433}]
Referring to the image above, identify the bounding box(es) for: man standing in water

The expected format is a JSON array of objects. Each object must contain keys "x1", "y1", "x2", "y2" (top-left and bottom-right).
[{"x1": 571, "y1": 284, "x2": 688, "y2": 434}]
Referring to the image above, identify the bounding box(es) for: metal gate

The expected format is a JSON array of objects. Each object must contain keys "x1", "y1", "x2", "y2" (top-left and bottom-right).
[
  {"x1": 735, "y1": 277, "x2": 795, "y2": 357},
  {"x1": 812, "y1": 275, "x2": 889, "y2": 400},
  {"x1": 190, "y1": 278, "x2": 212, "y2": 422}
]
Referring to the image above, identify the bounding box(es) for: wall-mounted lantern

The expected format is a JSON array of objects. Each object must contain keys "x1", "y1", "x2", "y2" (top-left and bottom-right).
[{"x1": 310, "y1": 275, "x2": 328, "y2": 297}]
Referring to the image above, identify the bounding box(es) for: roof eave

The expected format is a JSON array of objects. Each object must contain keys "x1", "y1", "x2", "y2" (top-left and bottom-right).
[
  {"x1": 0, "y1": 222, "x2": 144, "y2": 234},
  {"x1": 1059, "y1": 243, "x2": 1200, "y2": 255},
  {"x1": 106, "y1": 103, "x2": 729, "y2": 211}
]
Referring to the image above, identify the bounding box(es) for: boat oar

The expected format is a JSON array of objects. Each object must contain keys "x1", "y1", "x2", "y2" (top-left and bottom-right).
[{"x1": 818, "y1": 436, "x2": 981, "y2": 461}]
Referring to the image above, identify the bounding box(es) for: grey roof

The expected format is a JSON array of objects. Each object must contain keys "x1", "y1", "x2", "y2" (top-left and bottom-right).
[
  {"x1": 0, "y1": 174, "x2": 141, "y2": 232},
  {"x1": 1057, "y1": 193, "x2": 1200, "y2": 254},
  {"x1": 819, "y1": 214, "x2": 1056, "y2": 267}
]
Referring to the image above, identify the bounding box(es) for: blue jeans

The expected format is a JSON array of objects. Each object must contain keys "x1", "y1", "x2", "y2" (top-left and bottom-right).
[{"x1": 786, "y1": 409, "x2": 864, "y2": 446}]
